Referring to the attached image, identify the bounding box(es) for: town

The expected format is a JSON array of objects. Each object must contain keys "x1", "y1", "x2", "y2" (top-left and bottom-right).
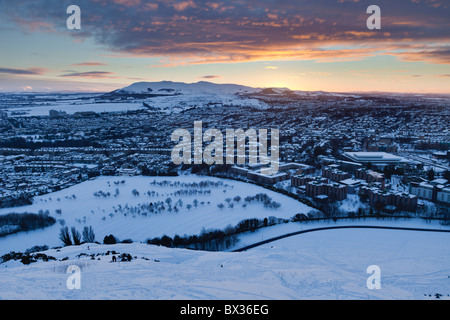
[
  {"x1": 171, "y1": 121, "x2": 280, "y2": 175},
  {"x1": 0, "y1": 85, "x2": 449, "y2": 221}
]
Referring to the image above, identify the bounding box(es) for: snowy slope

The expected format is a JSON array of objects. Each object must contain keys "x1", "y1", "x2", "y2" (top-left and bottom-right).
[
  {"x1": 0, "y1": 175, "x2": 314, "y2": 255},
  {"x1": 108, "y1": 81, "x2": 272, "y2": 112},
  {"x1": 2, "y1": 175, "x2": 449, "y2": 300},
  {"x1": 115, "y1": 81, "x2": 260, "y2": 96},
  {"x1": 6, "y1": 102, "x2": 145, "y2": 117},
  {"x1": 1, "y1": 226, "x2": 449, "y2": 300}
]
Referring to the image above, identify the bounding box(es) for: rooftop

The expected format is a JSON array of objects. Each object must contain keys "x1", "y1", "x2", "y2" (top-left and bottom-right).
[{"x1": 343, "y1": 152, "x2": 403, "y2": 163}]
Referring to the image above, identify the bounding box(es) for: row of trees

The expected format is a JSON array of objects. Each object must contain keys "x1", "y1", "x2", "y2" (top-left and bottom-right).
[
  {"x1": 104, "y1": 197, "x2": 211, "y2": 220},
  {"x1": 149, "y1": 179, "x2": 229, "y2": 189},
  {"x1": 146, "y1": 216, "x2": 286, "y2": 251},
  {"x1": 0, "y1": 213, "x2": 56, "y2": 237},
  {"x1": 0, "y1": 194, "x2": 33, "y2": 209},
  {"x1": 95, "y1": 187, "x2": 215, "y2": 199},
  {"x1": 147, "y1": 228, "x2": 238, "y2": 251},
  {"x1": 217, "y1": 193, "x2": 282, "y2": 210}
]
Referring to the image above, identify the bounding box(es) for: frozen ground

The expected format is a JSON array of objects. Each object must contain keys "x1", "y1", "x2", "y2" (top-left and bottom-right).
[
  {"x1": 228, "y1": 217, "x2": 450, "y2": 251},
  {"x1": 0, "y1": 226, "x2": 449, "y2": 300},
  {"x1": 1, "y1": 175, "x2": 449, "y2": 300},
  {"x1": 4, "y1": 102, "x2": 146, "y2": 117},
  {"x1": 0, "y1": 175, "x2": 313, "y2": 255}
]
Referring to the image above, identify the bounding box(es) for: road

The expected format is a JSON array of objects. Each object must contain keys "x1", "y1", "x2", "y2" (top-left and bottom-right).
[{"x1": 232, "y1": 225, "x2": 450, "y2": 252}]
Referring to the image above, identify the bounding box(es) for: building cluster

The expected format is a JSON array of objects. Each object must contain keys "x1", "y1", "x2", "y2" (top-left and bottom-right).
[
  {"x1": 0, "y1": 90, "x2": 448, "y2": 215},
  {"x1": 359, "y1": 186, "x2": 418, "y2": 212},
  {"x1": 322, "y1": 165, "x2": 351, "y2": 182},
  {"x1": 290, "y1": 159, "x2": 419, "y2": 212},
  {"x1": 304, "y1": 177, "x2": 348, "y2": 201},
  {"x1": 409, "y1": 179, "x2": 450, "y2": 205},
  {"x1": 227, "y1": 150, "x2": 442, "y2": 213},
  {"x1": 231, "y1": 163, "x2": 315, "y2": 185},
  {"x1": 355, "y1": 168, "x2": 386, "y2": 188},
  {"x1": 0, "y1": 145, "x2": 172, "y2": 207}
]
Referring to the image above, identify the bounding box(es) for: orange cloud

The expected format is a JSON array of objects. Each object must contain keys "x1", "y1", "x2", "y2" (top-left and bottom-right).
[
  {"x1": 172, "y1": 0, "x2": 196, "y2": 11},
  {"x1": 3, "y1": 0, "x2": 450, "y2": 68},
  {"x1": 71, "y1": 61, "x2": 107, "y2": 67}
]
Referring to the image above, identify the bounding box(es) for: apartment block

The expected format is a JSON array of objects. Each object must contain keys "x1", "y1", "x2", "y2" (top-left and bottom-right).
[
  {"x1": 322, "y1": 165, "x2": 351, "y2": 182},
  {"x1": 359, "y1": 186, "x2": 418, "y2": 212},
  {"x1": 355, "y1": 168, "x2": 386, "y2": 189},
  {"x1": 305, "y1": 179, "x2": 348, "y2": 201}
]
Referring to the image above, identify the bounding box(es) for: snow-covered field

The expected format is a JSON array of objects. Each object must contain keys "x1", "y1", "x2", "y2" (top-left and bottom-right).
[
  {"x1": 1, "y1": 82, "x2": 270, "y2": 117},
  {"x1": 3, "y1": 96, "x2": 267, "y2": 116},
  {"x1": 144, "y1": 93, "x2": 267, "y2": 113},
  {"x1": 4, "y1": 102, "x2": 146, "y2": 117},
  {"x1": 1, "y1": 175, "x2": 449, "y2": 300},
  {"x1": 0, "y1": 226, "x2": 449, "y2": 300},
  {"x1": 0, "y1": 175, "x2": 313, "y2": 255}
]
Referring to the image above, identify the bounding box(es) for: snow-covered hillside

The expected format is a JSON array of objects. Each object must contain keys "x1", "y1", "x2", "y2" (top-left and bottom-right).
[
  {"x1": 5, "y1": 102, "x2": 146, "y2": 117},
  {"x1": 1, "y1": 226, "x2": 449, "y2": 300},
  {"x1": 101, "y1": 81, "x2": 274, "y2": 112},
  {"x1": 114, "y1": 81, "x2": 260, "y2": 96},
  {"x1": 1, "y1": 173, "x2": 449, "y2": 300},
  {"x1": 1, "y1": 81, "x2": 343, "y2": 117},
  {"x1": 0, "y1": 175, "x2": 314, "y2": 255}
]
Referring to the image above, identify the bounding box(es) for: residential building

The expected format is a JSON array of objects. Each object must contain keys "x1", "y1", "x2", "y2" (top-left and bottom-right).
[
  {"x1": 437, "y1": 188, "x2": 450, "y2": 204},
  {"x1": 359, "y1": 186, "x2": 418, "y2": 212},
  {"x1": 305, "y1": 178, "x2": 347, "y2": 201},
  {"x1": 355, "y1": 168, "x2": 386, "y2": 189},
  {"x1": 322, "y1": 165, "x2": 351, "y2": 182},
  {"x1": 409, "y1": 181, "x2": 434, "y2": 200}
]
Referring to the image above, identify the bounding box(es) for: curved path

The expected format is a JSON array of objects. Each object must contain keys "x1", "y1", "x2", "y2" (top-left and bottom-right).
[{"x1": 232, "y1": 225, "x2": 450, "y2": 252}]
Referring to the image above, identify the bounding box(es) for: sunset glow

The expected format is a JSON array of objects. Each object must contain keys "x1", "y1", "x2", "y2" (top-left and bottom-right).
[{"x1": 0, "y1": 0, "x2": 449, "y2": 93}]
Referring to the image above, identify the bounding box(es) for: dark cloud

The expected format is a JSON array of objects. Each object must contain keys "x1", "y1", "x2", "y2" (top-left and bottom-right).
[
  {"x1": 199, "y1": 75, "x2": 222, "y2": 79},
  {"x1": 0, "y1": 67, "x2": 48, "y2": 75},
  {"x1": 0, "y1": 0, "x2": 449, "y2": 65},
  {"x1": 60, "y1": 71, "x2": 118, "y2": 78},
  {"x1": 392, "y1": 47, "x2": 450, "y2": 65}
]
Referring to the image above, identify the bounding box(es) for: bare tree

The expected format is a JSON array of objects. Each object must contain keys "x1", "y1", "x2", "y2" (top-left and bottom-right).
[
  {"x1": 71, "y1": 226, "x2": 82, "y2": 245},
  {"x1": 82, "y1": 226, "x2": 95, "y2": 243},
  {"x1": 59, "y1": 226, "x2": 72, "y2": 246}
]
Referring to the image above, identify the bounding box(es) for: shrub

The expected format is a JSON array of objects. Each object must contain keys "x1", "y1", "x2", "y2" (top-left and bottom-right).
[
  {"x1": 119, "y1": 253, "x2": 132, "y2": 262},
  {"x1": 1, "y1": 251, "x2": 56, "y2": 265},
  {"x1": 103, "y1": 234, "x2": 117, "y2": 245},
  {"x1": 25, "y1": 245, "x2": 49, "y2": 254},
  {"x1": 160, "y1": 235, "x2": 173, "y2": 247}
]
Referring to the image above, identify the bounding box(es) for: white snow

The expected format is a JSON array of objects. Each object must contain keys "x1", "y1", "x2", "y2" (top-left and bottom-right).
[
  {"x1": 117, "y1": 81, "x2": 260, "y2": 95},
  {"x1": 6, "y1": 102, "x2": 145, "y2": 117},
  {"x1": 0, "y1": 224, "x2": 449, "y2": 300},
  {"x1": 0, "y1": 175, "x2": 313, "y2": 255},
  {"x1": 1, "y1": 175, "x2": 449, "y2": 300},
  {"x1": 115, "y1": 81, "x2": 269, "y2": 112}
]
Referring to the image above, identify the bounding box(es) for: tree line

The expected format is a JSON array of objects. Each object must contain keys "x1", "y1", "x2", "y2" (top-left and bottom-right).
[
  {"x1": 0, "y1": 212, "x2": 56, "y2": 237},
  {"x1": 146, "y1": 216, "x2": 286, "y2": 251}
]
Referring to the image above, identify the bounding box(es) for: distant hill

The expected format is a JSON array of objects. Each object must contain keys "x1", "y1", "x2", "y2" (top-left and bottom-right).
[
  {"x1": 99, "y1": 81, "x2": 349, "y2": 108},
  {"x1": 106, "y1": 81, "x2": 262, "y2": 97}
]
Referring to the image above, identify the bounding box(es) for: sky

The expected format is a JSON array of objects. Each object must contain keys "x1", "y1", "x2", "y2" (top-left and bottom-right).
[{"x1": 0, "y1": 0, "x2": 449, "y2": 93}]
